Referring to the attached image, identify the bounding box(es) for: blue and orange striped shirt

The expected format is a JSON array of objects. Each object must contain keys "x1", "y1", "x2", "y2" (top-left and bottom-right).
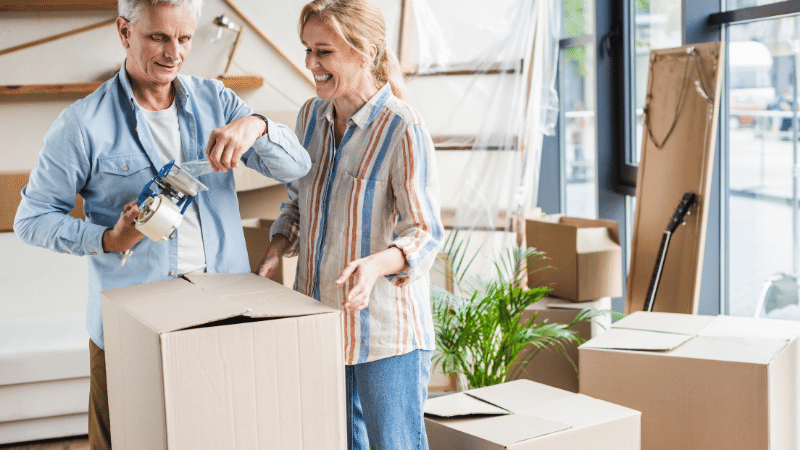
[{"x1": 271, "y1": 84, "x2": 444, "y2": 364}]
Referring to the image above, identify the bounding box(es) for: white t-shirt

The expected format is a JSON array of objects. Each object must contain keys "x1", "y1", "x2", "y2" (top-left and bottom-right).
[{"x1": 141, "y1": 99, "x2": 207, "y2": 275}]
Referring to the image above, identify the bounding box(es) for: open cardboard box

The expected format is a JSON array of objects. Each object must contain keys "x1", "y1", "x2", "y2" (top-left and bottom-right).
[
  {"x1": 102, "y1": 273, "x2": 345, "y2": 450},
  {"x1": 511, "y1": 296, "x2": 611, "y2": 393},
  {"x1": 579, "y1": 311, "x2": 800, "y2": 450},
  {"x1": 525, "y1": 215, "x2": 621, "y2": 302},
  {"x1": 425, "y1": 379, "x2": 640, "y2": 449}
]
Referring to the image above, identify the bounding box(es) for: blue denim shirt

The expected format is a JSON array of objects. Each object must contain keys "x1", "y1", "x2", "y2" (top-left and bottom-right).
[{"x1": 14, "y1": 66, "x2": 310, "y2": 349}]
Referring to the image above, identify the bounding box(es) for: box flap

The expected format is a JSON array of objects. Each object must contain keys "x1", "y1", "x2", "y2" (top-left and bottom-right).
[
  {"x1": 520, "y1": 393, "x2": 641, "y2": 429},
  {"x1": 429, "y1": 413, "x2": 572, "y2": 447},
  {"x1": 100, "y1": 277, "x2": 196, "y2": 304},
  {"x1": 182, "y1": 272, "x2": 261, "y2": 293},
  {"x1": 184, "y1": 273, "x2": 337, "y2": 318},
  {"x1": 103, "y1": 278, "x2": 249, "y2": 333},
  {"x1": 466, "y1": 379, "x2": 574, "y2": 413},
  {"x1": 575, "y1": 227, "x2": 620, "y2": 253},
  {"x1": 580, "y1": 328, "x2": 693, "y2": 351},
  {"x1": 699, "y1": 315, "x2": 800, "y2": 341},
  {"x1": 668, "y1": 335, "x2": 788, "y2": 364},
  {"x1": 424, "y1": 392, "x2": 511, "y2": 418},
  {"x1": 534, "y1": 296, "x2": 611, "y2": 311},
  {"x1": 612, "y1": 311, "x2": 714, "y2": 335}
]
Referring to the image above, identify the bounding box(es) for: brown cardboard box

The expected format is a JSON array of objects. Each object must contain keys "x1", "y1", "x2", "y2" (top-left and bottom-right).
[
  {"x1": 425, "y1": 379, "x2": 640, "y2": 449},
  {"x1": 579, "y1": 312, "x2": 800, "y2": 450},
  {"x1": 526, "y1": 215, "x2": 622, "y2": 302},
  {"x1": 242, "y1": 218, "x2": 297, "y2": 288},
  {"x1": 511, "y1": 296, "x2": 611, "y2": 393},
  {"x1": 101, "y1": 273, "x2": 345, "y2": 450},
  {"x1": 1, "y1": 171, "x2": 85, "y2": 232}
]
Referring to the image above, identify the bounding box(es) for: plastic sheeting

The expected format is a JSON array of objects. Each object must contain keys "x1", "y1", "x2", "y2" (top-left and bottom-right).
[{"x1": 405, "y1": 0, "x2": 559, "y2": 235}]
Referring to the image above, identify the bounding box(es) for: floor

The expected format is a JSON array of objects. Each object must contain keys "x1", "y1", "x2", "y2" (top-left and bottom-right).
[{"x1": 0, "y1": 436, "x2": 88, "y2": 450}]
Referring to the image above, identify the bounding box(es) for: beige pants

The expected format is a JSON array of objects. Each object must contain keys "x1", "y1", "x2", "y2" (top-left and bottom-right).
[{"x1": 89, "y1": 339, "x2": 111, "y2": 450}]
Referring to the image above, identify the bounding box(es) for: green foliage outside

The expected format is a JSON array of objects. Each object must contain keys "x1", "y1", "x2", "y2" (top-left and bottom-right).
[{"x1": 430, "y1": 231, "x2": 622, "y2": 390}]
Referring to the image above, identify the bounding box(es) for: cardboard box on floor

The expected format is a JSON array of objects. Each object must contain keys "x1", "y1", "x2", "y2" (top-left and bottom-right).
[
  {"x1": 0, "y1": 171, "x2": 84, "y2": 232},
  {"x1": 525, "y1": 215, "x2": 621, "y2": 302},
  {"x1": 511, "y1": 296, "x2": 611, "y2": 393},
  {"x1": 242, "y1": 218, "x2": 297, "y2": 288},
  {"x1": 425, "y1": 379, "x2": 640, "y2": 449},
  {"x1": 579, "y1": 311, "x2": 800, "y2": 450},
  {"x1": 102, "y1": 273, "x2": 345, "y2": 450}
]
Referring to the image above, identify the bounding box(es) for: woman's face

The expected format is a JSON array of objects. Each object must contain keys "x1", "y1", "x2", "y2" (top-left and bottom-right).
[{"x1": 302, "y1": 16, "x2": 373, "y2": 102}]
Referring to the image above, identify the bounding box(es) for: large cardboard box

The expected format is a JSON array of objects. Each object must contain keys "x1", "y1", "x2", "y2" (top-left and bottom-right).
[
  {"x1": 1, "y1": 171, "x2": 85, "y2": 232},
  {"x1": 101, "y1": 273, "x2": 345, "y2": 450},
  {"x1": 425, "y1": 379, "x2": 640, "y2": 449},
  {"x1": 526, "y1": 215, "x2": 622, "y2": 302},
  {"x1": 242, "y1": 218, "x2": 297, "y2": 288},
  {"x1": 579, "y1": 312, "x2": 800, "y2": 450},
  {"x1": 511, "y1": 296, "x2": 611, "y2": 393}
]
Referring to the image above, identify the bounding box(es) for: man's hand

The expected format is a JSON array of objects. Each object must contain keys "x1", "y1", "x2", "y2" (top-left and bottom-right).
[
  {"x1": 206, "y1": 115, "x2": 267, "y2": 173},
  {"x1": 335, "y1": 247, "x2": 408, "y2": 312},
  {"x1": 256, "y1": 234, "x2": 290, "y2": 279},
  {"x1": 102, "y1": 200, "x2": 144, "y2": 253}
]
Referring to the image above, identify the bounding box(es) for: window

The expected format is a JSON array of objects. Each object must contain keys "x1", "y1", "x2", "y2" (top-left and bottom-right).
[
  {"x1": 562, "y1": 0, "x2": 598, "y2": 218},
  {"x1": 630, "y1": 0, "x2": 682, "y2": 164},
  {"x1": 725, "y1": 15, "x2": 800, "y2": 319}
]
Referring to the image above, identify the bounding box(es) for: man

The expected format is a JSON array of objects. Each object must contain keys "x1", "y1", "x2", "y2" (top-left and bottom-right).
[{"x1": 13, "y1": 1, "x2": 310, "y2": 448}]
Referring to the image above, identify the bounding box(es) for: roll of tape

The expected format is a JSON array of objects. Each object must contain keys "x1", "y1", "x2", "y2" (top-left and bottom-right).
[{"x1": 135, "y1": 194, "x2": 183, "y2": 241}]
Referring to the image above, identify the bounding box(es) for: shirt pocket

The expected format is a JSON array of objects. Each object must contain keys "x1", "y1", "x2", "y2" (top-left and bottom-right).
[
  {"x1": 97, "y1": 154, "x2": 152, "y2": 177},
  {"x1": 331, "y1": 173, "x2": 392, "y2": 238}
]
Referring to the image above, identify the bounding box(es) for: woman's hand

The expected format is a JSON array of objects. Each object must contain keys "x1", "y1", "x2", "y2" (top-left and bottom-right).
[
  {"x1": 256, "y1": 234, "x2": 291, "y2": 279},
  {"x1": 336, "y1": 246, "x2": 408, "y2": 311},
  {"x1": 206, "y1": 115, "x2": 267, "y2": 172}
]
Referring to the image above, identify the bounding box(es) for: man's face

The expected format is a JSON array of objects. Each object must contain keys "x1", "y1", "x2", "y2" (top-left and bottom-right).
[{"x1": 117, "y1": 2, "x2": 197, "y2": 89}]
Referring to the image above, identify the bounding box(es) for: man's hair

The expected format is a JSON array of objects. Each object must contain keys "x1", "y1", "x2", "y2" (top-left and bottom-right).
[{"x1": 118, "y1": 0, "x2": 203, "y2": 24}]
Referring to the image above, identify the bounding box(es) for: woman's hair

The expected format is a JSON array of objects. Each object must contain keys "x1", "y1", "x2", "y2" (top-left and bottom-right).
[
  {"x1": 118, "y1": 0, "x2": 203, "y2": 24},
  {"x1": 299, "y1": 0, "x2": 405, "y2": 99}
]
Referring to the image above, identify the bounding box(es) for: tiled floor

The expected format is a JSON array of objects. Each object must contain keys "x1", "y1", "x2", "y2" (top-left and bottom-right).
[{"x1": 0, "y1": 436, "x2": 88, "y2": 450}]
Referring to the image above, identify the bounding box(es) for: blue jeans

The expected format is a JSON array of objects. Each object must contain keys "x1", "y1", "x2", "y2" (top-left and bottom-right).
[{"x1": 345, "y1": 349, "x2": 433, "y2": 450}]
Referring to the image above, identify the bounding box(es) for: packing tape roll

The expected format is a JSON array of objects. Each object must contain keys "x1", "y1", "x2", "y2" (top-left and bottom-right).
[{"x1": 135, "y1": 194, "x2": 183, "y2": 241}]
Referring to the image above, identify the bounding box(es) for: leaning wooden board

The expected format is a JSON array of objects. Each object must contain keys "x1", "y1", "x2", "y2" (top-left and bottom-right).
[{"x1": 626, "y1": 42, "x2": 724, "y2": 314}]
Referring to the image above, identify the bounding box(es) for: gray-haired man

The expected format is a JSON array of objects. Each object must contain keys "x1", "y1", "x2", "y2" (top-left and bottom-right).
[{"x1": 14, "y1": 1, "x2": 310, "y2": 448}]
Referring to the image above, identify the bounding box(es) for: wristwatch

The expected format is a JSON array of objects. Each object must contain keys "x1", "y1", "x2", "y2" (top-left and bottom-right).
[{"x1": 251, "y1": 113, "x2": 269, "y2": 137}]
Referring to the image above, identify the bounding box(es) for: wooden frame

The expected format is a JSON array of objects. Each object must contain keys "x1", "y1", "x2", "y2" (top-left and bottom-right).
[
  {"x1": 625, "y1": 42, "x2": 724, "y2": 315},
  {"x1": 0, "y1": 0, "x2": 116, "y2": 11}
]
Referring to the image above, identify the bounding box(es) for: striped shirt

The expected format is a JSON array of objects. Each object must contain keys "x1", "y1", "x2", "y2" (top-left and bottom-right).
[{"x1": 271, "y1": 84, "x2": 444, "y2": 365}]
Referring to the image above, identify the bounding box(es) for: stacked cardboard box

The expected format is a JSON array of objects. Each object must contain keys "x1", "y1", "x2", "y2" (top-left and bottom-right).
[
  {"x1": 511, "y1": 296, "x2": 611, "y2": 393},
  {"x1": 526, "y1": 215, "x2": 621, "y2": 302},
  {"x1": 102, "y1": 273, "x2": 345, "y2": 450},
  {"x1": 580, "y1": 311, "x2": 800, "y2": 450},
  {"x1": 425, "y1": 379, "x2": 641, "y2": 449}
]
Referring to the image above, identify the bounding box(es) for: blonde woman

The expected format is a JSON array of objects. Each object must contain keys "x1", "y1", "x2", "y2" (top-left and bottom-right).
[{"x1": 258, "y1": 0, "x2": 443, "y2": 448}]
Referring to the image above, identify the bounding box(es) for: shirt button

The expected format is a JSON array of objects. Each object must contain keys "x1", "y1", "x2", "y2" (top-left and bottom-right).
[
  {"x1": 92, "y1": 252, "x2": 97, "y2": 255},
  {"x1": 169, "y1": 232, "x2": 176, "y2": 239},
  {"x1": 122, "y1": 166, "x2": 129, "y2": 172},
  {"x1": 169, "y1": 270, "x2": 176, "y2": 276}
]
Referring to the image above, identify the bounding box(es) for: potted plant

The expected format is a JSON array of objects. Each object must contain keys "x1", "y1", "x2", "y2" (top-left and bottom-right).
[{"x1": 431, "y1": 231, "x2": 621, "y2": 390}]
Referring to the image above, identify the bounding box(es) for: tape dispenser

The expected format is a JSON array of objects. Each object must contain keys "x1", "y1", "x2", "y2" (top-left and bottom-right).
[{"x1": 134, "y1": 160, "x2": 210, "y2": 241}]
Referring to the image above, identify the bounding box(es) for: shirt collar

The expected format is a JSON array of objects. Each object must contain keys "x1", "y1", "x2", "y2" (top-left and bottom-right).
[{"x1": 319, "y1": 83, "x2": 393, "y2": 129}]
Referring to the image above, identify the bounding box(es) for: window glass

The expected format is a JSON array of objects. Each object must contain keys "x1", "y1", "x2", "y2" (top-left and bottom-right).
[
  {"x1": 727, "y1": 16, "x2": 800, "y2": 320},
  {"x1": 563, "y1": 43, "x2": 598, "y2": 219},
  {"x1": 564, "y1": 0, "x2": 595, "y2": 39},
  {"x1": 727, "y1": 0, "x2": 792, "y2": 9},
  {"x1": 631, "y1": 0, "x2": 682, "y2": 164}
]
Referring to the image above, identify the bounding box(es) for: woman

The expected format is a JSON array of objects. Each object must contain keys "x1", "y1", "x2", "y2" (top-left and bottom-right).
[{"x1": 257, "y1": 0, "x2": 443, "y2": 448}]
